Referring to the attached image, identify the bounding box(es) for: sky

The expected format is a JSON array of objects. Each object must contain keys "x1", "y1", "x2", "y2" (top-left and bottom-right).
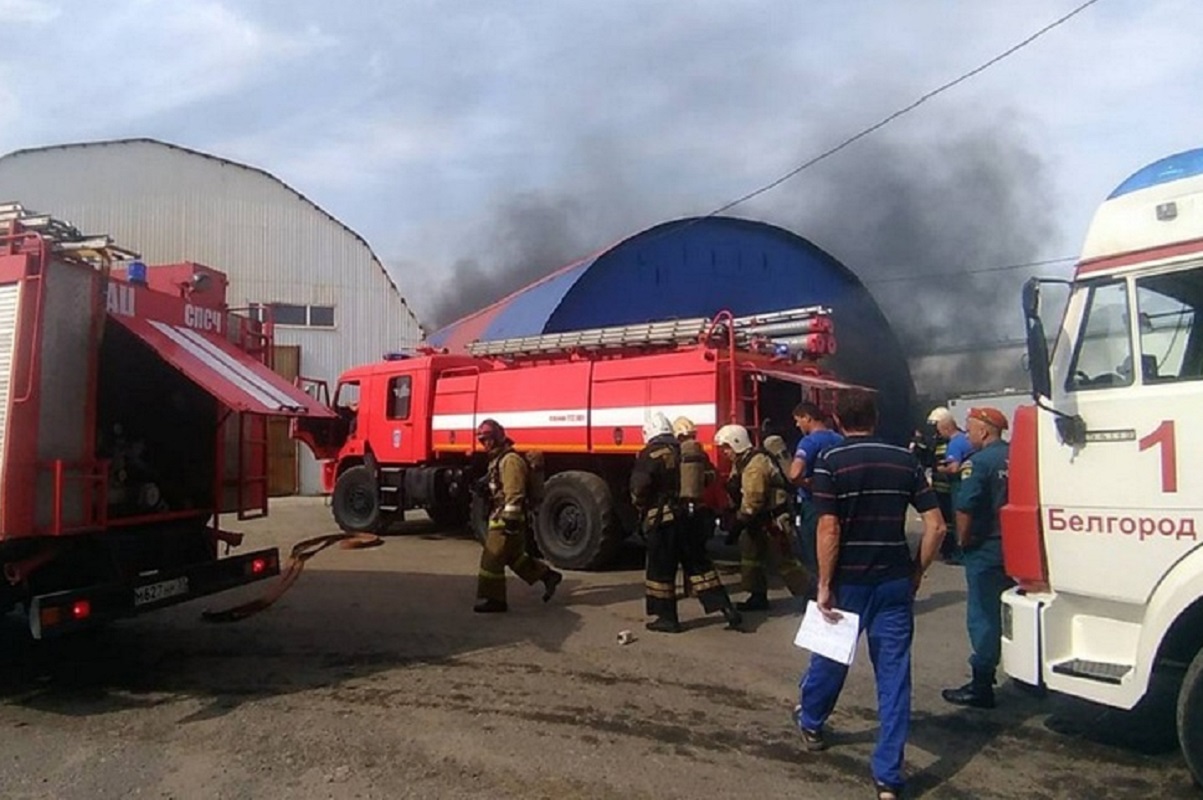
[{"x1": 0, "y1": 0, "x2": 1199, "y2": 346}]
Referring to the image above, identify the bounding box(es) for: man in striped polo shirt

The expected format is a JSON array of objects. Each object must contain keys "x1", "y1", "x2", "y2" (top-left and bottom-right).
[{"x1": 794, "y1": 390, "x2": 946, "y2": 800}]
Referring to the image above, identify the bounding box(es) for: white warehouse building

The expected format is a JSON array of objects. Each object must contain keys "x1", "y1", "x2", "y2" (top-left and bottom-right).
[{"x1": 0, "y1": 138, "x2": 423, "y2": 495}]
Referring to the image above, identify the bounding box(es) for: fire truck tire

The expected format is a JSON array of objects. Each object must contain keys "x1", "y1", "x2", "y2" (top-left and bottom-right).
[
  {"x1": 535, "y1": 471, "x2": 619, "y2": 570},
  {"x1": 1179, "y1": 646, "x2": 1203, "y2": 786},
  {"x1": 332, "y1": 465, "x2": 382, "y2": 533}
]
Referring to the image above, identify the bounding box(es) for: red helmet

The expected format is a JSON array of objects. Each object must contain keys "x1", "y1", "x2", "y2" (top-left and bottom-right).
[{"x1": 476, "y1": 418, "x2": 506, "y2": 449}]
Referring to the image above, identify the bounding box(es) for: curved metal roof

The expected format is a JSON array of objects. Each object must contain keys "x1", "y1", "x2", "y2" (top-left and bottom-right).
[
  {"x1": 0, "y1": 137, "x2": 421, "y2": 332},
  {"x1": 430, "y1": 216, "x2": 916, "y2": 440}
]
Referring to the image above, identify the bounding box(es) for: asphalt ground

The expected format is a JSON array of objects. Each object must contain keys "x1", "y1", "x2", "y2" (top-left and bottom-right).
[{"x1": 0, "y1": 497, "x2": 1195, "y2": 799}]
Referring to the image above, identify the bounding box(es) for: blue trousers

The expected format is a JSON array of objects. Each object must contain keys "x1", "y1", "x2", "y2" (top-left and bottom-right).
[
  {"x1": 799, "y1": 577, "x2": 913, "y2": 790},
  {"x1": 962, "y1": 537, "x2": 1011, "y2": 673}
]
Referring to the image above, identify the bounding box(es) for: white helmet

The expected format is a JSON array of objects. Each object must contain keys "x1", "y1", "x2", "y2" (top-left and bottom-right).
[
  {"x1": 927, "y1": 406, "x2": 953, "y2": 424},
  {"x1": 642, "y1": 411, "x2": 673, "y2": 443},
  {"x1": 715, "y1": 423, "x2": 753, "y2": 454}
]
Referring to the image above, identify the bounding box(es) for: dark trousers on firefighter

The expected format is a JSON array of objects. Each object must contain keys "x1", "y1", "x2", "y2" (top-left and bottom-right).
[
  {"x1": 740, "y1": 515, "x2": 813, "y2": 598},
  {"x1": 477, "y1": 525, "x2": 549, "y2": 603},
  {"x1": 645, "y1": 513, "x2": 731, "y2": 621}
]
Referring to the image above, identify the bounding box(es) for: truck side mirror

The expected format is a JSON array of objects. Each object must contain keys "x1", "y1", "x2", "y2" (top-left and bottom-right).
[{"x1": 1022, "y1": 278, "x2": 1053, "y2": 400}]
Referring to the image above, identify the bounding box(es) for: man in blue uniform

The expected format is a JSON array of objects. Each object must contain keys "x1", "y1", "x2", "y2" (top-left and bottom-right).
[
  {"x1": 932, "y1": 407, "x2": 973, "y2": 564},
  {"x1": 942, "y1": 406, "x2": 1013, "y2": 709},
  {"x1": 790, "y1": 402, "x2": 843, "y2": 577}
]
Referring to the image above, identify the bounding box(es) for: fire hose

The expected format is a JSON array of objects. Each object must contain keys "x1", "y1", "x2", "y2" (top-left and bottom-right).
[{"x1": 200, "y1": 532, "x2": 383, "y2": 623}]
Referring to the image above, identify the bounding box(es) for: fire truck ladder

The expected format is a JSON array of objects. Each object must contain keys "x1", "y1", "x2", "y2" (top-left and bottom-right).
[
  {"x1": 465, "y1": 305, "x2": 833, "y2": 358},
  {"x1": 0, "y1": 202, "x2": 140, "y2": 263}
]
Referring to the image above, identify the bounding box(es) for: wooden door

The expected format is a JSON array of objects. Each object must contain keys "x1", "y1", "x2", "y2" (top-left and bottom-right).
[{"x1": 268, "y1": 345, "x2": 301, "y2": 496}]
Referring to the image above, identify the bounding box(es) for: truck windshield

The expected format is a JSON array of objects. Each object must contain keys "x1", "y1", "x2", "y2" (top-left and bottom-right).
[
  {"x1": 1135, "y1": 265, "x2": 1203, "y2": 382},
  {"x1": 1066, "y1": 281, "x2": 1133, "y2": 391}
]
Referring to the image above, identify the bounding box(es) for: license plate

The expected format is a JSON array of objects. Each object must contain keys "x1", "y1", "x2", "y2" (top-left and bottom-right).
[{"x1": 134, "y1": 576, "x2": 190, "y2": 607}]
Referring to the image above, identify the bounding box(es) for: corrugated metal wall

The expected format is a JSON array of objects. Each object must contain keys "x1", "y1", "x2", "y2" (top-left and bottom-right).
[{"x1": 0, "y1": 139, "x2": 423, "y2": 494}]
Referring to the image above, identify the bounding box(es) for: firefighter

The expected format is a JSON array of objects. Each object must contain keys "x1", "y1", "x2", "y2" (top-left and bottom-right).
[
  {"x1": 631, "y1": 413, "x2": 739, "y2": 633},
  {"x1": 673, "y1": 416, "x2": 742, "y2": 630},
  {"x1": 474, "y1": 419, "x2": 563, "y2": 613},
  {"x1": 716, "y1": 423, "x2": 813, "y2": 611}
]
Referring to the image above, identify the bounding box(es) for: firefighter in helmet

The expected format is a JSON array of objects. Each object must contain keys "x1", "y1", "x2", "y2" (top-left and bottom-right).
[
  {"x1": 631, "y1": 413, "x2": 741, "y2": 632},
  {"x1": 474, "y1": 419, "x2": 563, "y2": 613},
  {"x1": 676, "y1": 416, "x2": 742, "y2": 629},
  {"x1": 715, "y1": 423, "x2": 814, "y2": 611}
]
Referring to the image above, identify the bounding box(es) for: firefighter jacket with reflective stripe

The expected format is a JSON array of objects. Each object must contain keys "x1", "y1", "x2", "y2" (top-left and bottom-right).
[
  {"x1": 735, "y1": 450, "x2": 791, "y2": 520},
  {"x1": 630, "y1": 435, "x2": 680, "y2": 530},
  {"x1": 488, "y1": 445, "x2": 528, "y2": 530}
]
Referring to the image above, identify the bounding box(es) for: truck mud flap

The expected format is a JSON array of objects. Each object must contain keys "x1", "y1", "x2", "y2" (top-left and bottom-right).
[{"x1": 28, "y1": 548, "x2": 281, "y2": 639}]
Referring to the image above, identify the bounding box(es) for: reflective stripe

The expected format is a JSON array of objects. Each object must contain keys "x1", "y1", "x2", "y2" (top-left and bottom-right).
[
  {"x1": 689, "y1": 574, "x2": 723, "y2": 592},
  {"x1": 478, "y1": 569, "x2": 505, "y2": 579}
]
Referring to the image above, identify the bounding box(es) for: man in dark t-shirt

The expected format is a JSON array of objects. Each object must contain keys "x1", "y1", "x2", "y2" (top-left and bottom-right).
[{"x1": 793, "y1": 390, "x2": 947, "y2": 800}]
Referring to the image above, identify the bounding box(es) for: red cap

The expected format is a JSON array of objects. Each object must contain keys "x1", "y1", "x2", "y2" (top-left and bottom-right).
[{"x1": 968, "y1": 407, "x2": 1008, "y2": 431}]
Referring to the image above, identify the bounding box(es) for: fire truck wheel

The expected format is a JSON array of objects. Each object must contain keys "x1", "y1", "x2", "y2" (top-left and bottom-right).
[
  {"x1": 1179, "y1": 646, "x2": 1203, "y2": 786},
  {"x1": 332, "y1": 465, "x2": 382, "y2": 533},
  {"x1": 535, "y1": 471, "x2": 619, "y2": 571}
]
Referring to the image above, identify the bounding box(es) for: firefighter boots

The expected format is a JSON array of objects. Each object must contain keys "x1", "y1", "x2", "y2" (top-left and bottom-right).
[
  {"x1": 737, "y1": 592, "x2": 770, "y2": 612},
  {"x1": 542, "y1": 570, "x2": 563, "y2": 602},
  {"x1": 720, "y1": 601, "x2": 744, "y2": 631},
  {"x1": 646, "y1": 610, "x2": 683, "y2": 634},
  {"x1": 473, "y1": 599, "x2": 508, "y2": 614},
  {"x1": 941, "y1": 668, "x2": 997, "y2": 709}
]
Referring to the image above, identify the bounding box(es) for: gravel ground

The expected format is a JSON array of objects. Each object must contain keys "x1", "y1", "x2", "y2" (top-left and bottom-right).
[{"x1": 0, "y1": 497, "x2": 1195, "y2": 799}]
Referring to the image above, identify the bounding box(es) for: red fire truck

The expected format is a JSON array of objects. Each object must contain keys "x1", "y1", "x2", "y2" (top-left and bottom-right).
[
  {"x1": 294, "y1": 305, "x2": 862, "y2": 569},
  {"x1": 0, "y1": 204, "x2": 333, "y2": 638}
]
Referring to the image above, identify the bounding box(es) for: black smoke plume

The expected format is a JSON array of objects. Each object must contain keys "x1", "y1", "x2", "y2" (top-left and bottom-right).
[{"x1": 420, "y1": 112, "x2": 1062, "y2": 409}]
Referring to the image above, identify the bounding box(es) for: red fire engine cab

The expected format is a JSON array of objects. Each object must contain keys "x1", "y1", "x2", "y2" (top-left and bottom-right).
[
  {"x1": 295, "y1": 306, "x2": 864, "y2": 570},
  {"x1": 0, "y1": 204, "x2": 333, "y2": 637}
]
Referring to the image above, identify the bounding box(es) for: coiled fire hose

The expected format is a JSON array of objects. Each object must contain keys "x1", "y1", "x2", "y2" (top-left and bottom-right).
[{"x1": 201, "y1": 532, "x2": 383, "y2": 623}]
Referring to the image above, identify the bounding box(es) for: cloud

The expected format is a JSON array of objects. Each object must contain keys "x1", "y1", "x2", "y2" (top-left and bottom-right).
[
  {"x1": 0, "y1": 0, "x2": 59, "y2": 24},
  {"x1": 0, "y1": 0, "x2": 1200, "y2": 356},
  {"x1": 0, "y1": 1, "x2": 335, "y2": 146}
]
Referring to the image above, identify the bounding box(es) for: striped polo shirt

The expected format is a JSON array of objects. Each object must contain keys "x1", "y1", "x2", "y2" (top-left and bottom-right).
[{"x1": 811, "y1": 435, "x2": 938, "y2": 585}]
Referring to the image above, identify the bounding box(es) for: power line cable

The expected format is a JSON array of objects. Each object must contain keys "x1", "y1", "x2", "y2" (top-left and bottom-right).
[
  {"x1": 701, "y1": 0, "x2": 1105, "y2": 219},
  {"x1": 865, "y1": 255, "x2": 1077, "y2": 285}
]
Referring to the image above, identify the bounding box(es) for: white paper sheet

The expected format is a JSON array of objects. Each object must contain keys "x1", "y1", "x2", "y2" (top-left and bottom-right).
[{"x1": 793, "y1": 601, "x2": 861, "y2": 666}]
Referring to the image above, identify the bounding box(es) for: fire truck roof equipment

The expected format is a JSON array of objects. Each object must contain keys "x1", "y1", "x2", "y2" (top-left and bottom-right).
[{"x1": 428, "y1": 216, "x2": 914, "y2": 442}]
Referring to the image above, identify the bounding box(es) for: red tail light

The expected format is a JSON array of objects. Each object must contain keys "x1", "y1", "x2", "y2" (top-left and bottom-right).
[
  {"x1": 1000, "y1": 404, "x2": 1049, "y2": 586},
  {"x1": 71, "y1": 600, "x2": 91, "y2": 620},
  {"x1": 251, "y1": 557, "x2": 268, "y2": 575}
]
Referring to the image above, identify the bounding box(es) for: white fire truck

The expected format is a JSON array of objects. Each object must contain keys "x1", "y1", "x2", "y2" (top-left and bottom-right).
[{"x1": 1002, "y1": 147, "x2": 1203, "y2": 783}]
